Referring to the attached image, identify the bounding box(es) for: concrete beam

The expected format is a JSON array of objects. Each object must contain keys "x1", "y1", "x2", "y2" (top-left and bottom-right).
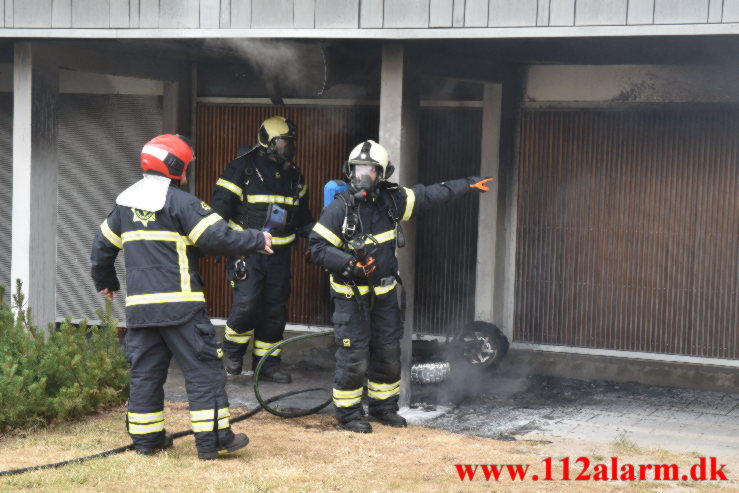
[
  {"x1": 474, "y1": 83, "x2": 502, "y2": 323},
  {"x1": 379, "y1": 43, "x2": 420, "y2": 409},
  {"x1": 46, "y1": 43, "x2": 189, "y2": 82},
  {"x1": 11, "y1": 42, "x2": 59, "y2": 329}
]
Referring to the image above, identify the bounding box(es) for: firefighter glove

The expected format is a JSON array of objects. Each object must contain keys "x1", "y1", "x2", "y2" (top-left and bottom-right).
[
  {"x1": 468, "y1": 176, "x2": 494, "y2": 192},
  {"x1": 344, "y1": 257, "x2": 377, "y2": 279}
]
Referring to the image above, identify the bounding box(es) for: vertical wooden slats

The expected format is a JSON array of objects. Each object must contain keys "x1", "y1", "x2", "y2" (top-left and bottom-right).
[
  {"x1": 195, "y1": 103, "x2": 378, "y2": 324},
  {"x1": 413, "y1": 108, "x2": 482, "y2": 336},
  {"x1": 515, "y1": 109, "x2": 739, "y2": 359}
]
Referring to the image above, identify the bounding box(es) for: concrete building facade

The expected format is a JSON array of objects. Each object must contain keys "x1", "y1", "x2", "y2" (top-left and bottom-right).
[{"x1": 1, "y1": 0, "x2": 737, "y2": 395}]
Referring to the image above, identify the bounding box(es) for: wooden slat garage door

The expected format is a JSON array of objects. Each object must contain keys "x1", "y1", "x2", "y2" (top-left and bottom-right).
[
  {"x1": 515, "y1": 110, "x2": 738, "y2": 359},
  {"x1": 195, "y1": 104, "x2": 378, "y2": 324}
]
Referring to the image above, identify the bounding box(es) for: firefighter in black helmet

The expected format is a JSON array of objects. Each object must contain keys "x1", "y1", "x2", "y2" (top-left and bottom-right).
[
  {"x1": 91, "y1": 134, "x2": 272, "y2": 458},
  {"x1": 309, "y1": 140, "x2": 493, "y2": 433},
  {"x1": 212, "y1": 116, "x2": 314, "y2": 383}
]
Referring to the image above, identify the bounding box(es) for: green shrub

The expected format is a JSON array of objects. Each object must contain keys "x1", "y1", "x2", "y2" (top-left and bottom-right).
[{"x1": 0, "y1": 280, "x2": 129, "y2": 432}]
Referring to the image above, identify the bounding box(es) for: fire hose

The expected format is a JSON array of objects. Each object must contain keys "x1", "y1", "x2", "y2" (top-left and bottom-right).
[{"x1": 0, "y1": 331, "x2": 334, "y2": 477}]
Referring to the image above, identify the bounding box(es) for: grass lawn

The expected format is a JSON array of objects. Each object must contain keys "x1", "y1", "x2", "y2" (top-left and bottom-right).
[{"x1": 0, "y1": 402, "x2": 736, "y2": 492}]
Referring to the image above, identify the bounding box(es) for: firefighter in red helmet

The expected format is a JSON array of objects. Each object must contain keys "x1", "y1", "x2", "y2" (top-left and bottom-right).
[{"x1": 91, "y1": 134, "x2": 271, "y2": 459}]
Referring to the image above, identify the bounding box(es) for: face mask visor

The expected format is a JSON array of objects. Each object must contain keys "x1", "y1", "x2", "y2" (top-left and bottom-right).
[{"x1": 272, "y1": 137, "x2": 296, "y2": 163}]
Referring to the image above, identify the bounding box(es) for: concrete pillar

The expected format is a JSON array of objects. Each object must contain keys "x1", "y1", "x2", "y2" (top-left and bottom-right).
[
  {"x1": 493, "y1": 73, "x2": 523, "y2": 340},
  {"x1": 474, "y1": 83, "x2": 503, "y2": 323},
  {"x1": 162, "y1": 81, "x2": 179, "y2": 134},
  {"x1": 378, "y1": 43, "x2": 420, "y2": 409},
  {"x1": 11, "y1": 42, "x2": 59, "y2": 329}
]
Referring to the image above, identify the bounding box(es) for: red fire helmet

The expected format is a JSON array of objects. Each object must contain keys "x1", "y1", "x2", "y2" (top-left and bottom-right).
[{"x1": 140, "y1": 134, "x2": 194, "y2": 180}]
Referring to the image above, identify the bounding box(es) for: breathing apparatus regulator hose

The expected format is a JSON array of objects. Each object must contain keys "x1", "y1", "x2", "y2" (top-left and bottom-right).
[{"x1": 0, "y1": 331, "x2": 334, "y2": 477}]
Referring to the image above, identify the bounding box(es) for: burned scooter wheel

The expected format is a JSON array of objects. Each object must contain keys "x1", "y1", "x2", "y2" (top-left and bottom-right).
[{"x1": 453, "y1": 321, "x2": 509, "y2": 370}]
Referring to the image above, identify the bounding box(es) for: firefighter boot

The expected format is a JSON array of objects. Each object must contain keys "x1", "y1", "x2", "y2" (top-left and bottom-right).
[
  {"x1": 197, "y1": 433, "x2": 250, "y2": 460},
  {"x1": 255, "y1": 359, "x2": 292, "y2": 384},
  {"x1": 134, "y1": 432, "x2": 174, "y2": 456},
  {"x1": 337, "y1": 417, "x2": 373, "y2": 434},
  {"x1": 224, "y1": 353, "x2": 243, "y2": 376},
  {"x1": 369, "y1": 410, "x2": 407, "y2": 428}
]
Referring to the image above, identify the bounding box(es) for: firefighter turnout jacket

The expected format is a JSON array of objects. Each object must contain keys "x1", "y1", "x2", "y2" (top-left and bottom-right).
[
  {"x1": 309, "y1": 178, "x2": 473, "y2": 297},
  {"x1": 91, "y1": 182, "x2": 265, "y2": 328},
  {"x1": 211, "y1": 148, "x2": 313, "y2": 247}
]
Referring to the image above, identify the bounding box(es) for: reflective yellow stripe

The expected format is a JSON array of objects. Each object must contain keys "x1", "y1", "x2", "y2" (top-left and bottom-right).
[
  {"x1": 189, "y1": 213, "x2": 222, "y2": 243},
  {"x1": 190, "y1": 408, "x2": 229, "y2": 420},
  {"x1": 176, "y1": 239, "x2": 189, "y2": 292},
  {"x1": 402, "y1": 187, "x2": 415, "y2": 221},
  {"x1": 332, "y1": 387, "x2": 364, "y2": 407},
  {"x1": 122, "y1": 230, "x2": 192, "y2": 293},
  {"x1": 125, "y1": 292, "x2": 205, "y2": 306},
  {"x1": 246, "y1": 194, "x2": 298, "y2": 205},
  {"x1": 253, "y1": 339, "x2": 282, "y2": 357},
  {"x1": 312, "y1": 223, "x2": 343, "y2": 247},
  {"x1": 329, "y1": 276, "x2": 397, "y2": 297},
  {"x1": 332, "y1": 388, "x2": 363, "y2": 398},
  {"x1": 372, "y1": 229, "x2": 396, "y2": 244},
  {"x1": 225, "y1": 325, "x2": 253, "y2": 344},
  {"x1": 190, "y1": 408, "x2": 230, "y2": 432},
  {"x1": 298, "y1": 185, "x2": 307, "y2": 198},
  {"x1": 100, "y1": 219, "x2": 122, "y2": 249},
  {"x1": 367, "y1": 380, "x2": 401, "y2": 400},
  {"x1": 271, "y1": 234, "x2": 295, "y2": 246},
  {"x1": 128, "y1": 422, "x2": 165, "y2": 434},
  {"x1": 192, "y1": 420, "x2": 230, "y2": 432},
  {"x1": 216, "y1": 178, "x2": 243, "y2": 199},
  {"x1": 367, "y1": 380, "x2": 401, "y2": 391},
  {"x1": 227, "y1": 220, "x2": 243, "y2": 231},
  {"x1": 128, "y1": 411, "x2": 164, "y2": 423},
  {"x1": 368, "y1": 387, "x2": 400, "y2": 400},
  {"x1": 346, "y1": 230, "x2": 395, "y2": 250},
  {"x1": 122, "y1": 230, "x2": 194, "y2": 246}
]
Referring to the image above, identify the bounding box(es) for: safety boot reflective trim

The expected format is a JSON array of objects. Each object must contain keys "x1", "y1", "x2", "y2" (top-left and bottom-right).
[
  {"x1": 190, "y1": 408, "x2": 229, "y2": 421},
  {"x1": 312, "y1": 223, "x2": 343, "y2": 247},
  {"x1": 191, "y1": 420, "x2": 230, "y2": 432},
  {"x1": 100, "y1": 219, "x2": 123, "y2": 249},
  {"x1": 128, "y1": 422, "x2": 165, "y2": 434},
  {"x1": 188, "y1": 213, "x2": 223, "y2": 243},
  {"x1": 216, "y1": 178, "x2": 243, "y2": 199},
  {"x1": 253, "y1": 339, "x2": 282, "y2": 357},
  {"x1": 128, "y1": 411, "x2": 164, "y2": 423},
  {"x1": 125, "y1": 291, "x2": 205, "y2": 306},
  {"x1": 225, "y1": 325, "x2": 253, "y2": 344},
  {"x1": 401, "y1": 187, "x2": 416, "y2": 221},
  {"x1": 332, "y1": 387, "x2": 363, "y2": 407},
  {"x1": 367, "y1": 380, "x2": 401, "y2": 400}
]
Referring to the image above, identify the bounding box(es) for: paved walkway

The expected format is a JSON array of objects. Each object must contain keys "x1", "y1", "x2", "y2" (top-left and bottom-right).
[{"x1": 163, "y1": 363, "x2": 739, "y2": 459}]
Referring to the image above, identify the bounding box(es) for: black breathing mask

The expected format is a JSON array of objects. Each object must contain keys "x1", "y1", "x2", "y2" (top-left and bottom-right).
[
  {"x1": 349, "y1": 164, "x2": 380, "y2": 201},
  {"x1": 269, "y1": 138, "x2": 296, "y2": 166}
]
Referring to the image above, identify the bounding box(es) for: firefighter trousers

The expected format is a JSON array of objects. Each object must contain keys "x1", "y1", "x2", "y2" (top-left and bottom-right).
[
  {"x1": 222, "y1": 246, "x2": 292, "y2": 369},
  {"x1": 330, "y1": 290, "x2": 403, "y2": 422},
  {"x1": 124, "y1": 308, "x2": 235, "y2": 453}
]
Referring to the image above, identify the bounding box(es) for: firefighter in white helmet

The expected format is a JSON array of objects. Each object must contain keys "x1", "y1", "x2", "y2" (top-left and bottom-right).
[{"x1": 309, "y1": 140, "x2": 493, "y2": 433}]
